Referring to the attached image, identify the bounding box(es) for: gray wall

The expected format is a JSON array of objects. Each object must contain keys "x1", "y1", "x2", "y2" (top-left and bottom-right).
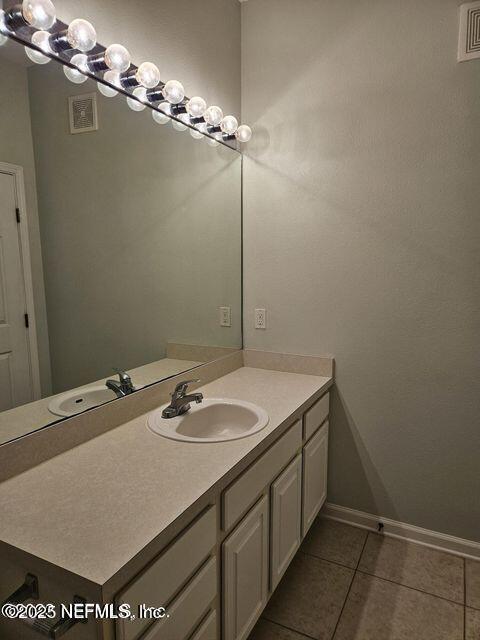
[
  {"x1": 28, "y1": 64, "x2": 241, "y2": 393},
  {"x1": 0, "y1": 52, "x2": 52, "y2": 396},
  {"x1": 242, "y1": 0, "x2": 480, "y2": 541}
]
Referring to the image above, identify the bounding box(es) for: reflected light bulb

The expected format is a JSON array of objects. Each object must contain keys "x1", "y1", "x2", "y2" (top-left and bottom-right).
[
  {"x1": 25, "y1": 30, "x2": 52, "y2": 64},
  {"x1": 67, "y1": 18, "x2": 97, "y2": 52},
  {"x1": 172, "y1": 119, "x2": 187, "y2": 132},
  {"x1": 127, "y1": 86, "x2": 147, "y2": 111},
  {"x1": 0, "y1": 10, "x2": 9, "y2": 46},
  {"x1": 204, "y1": 105, "x2": 223, "y2": 127},
  {"x1": 186, "y1": 96, "x2": 207, "y2": 118},
  {"x1": 136, "y1": 62, "x2": 160, "y2": 89},
  {"x1": 190, "y1": 128, "x2": 204, "y2": 140},
  {"x1": 158, "y1": 102, "x2": 172, "y2": 116},
  {"x1": 22, "y1": 0, "x2": 56, "y2": 30},
  {"x1": 236, "y1": 124, "x2": 252, "y2": 143},
  {"x1": 163, "y1": 80, "x2": 185, "y2": 104},
  {"x1": 152, "y1": 110, "x2": 170, "y2": 125},
  {"x1": 207, "y1": 136, "x2": 220, "y2": 148},
  {"x1": 105, "y1": 43, "x2": 131, "y2": 73},
  {"x1": 63, "y1": 53, "x2": 88, "y2": 84},
  {"x1": 98, "y1": 70, "x2": 120, "y2": 97},
  {"x1": 220, "y1": 115, "x2": 238, "y2": 135}
]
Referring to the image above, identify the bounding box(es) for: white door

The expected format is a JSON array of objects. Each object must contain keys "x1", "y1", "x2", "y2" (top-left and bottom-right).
[{"x1": 0, "y1": 170, "x2": 34, "y2": 410}]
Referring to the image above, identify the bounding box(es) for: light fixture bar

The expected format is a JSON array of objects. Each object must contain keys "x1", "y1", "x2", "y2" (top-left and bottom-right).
[{"x1": 2, "y1": 2, "x2": 252, "y2": 148}]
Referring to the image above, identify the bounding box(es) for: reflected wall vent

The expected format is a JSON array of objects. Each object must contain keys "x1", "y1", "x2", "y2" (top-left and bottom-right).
[
  {"x1": 68, "y1": 93, "x2": 98, "y2": 134},
  {"x1": 458, "y1": 1, "x2": 480, "y2": 61}
]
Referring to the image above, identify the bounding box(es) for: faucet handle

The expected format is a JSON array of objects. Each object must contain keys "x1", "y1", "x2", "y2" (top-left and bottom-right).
[
  {"x1": 112, "y1": 368, "x2": 131, "y2": 383},
  {"x1": 172, "y1": 379, "x2": 201, "y2": 398}
]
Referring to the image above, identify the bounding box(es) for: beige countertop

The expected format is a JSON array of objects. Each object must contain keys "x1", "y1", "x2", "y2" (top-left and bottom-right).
[{"x1": 0, "y1": 366, "x2": 331, "y2": 586}]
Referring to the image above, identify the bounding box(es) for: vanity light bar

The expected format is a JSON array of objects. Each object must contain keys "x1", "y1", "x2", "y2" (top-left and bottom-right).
[{"x1": 0, "y1": 0, "x2": 253, "y2": 147}]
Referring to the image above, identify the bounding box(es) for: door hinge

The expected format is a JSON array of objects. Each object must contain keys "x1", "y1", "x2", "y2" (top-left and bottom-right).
[
  {"x1": 15, "y1": 208, "x2": 20, "y2": 223},
  {"x1": 24, "y1": 313, "x2": 29, "y2": 329}
]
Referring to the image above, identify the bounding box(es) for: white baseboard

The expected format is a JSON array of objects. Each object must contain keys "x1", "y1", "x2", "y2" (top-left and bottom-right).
[{"x1": 322, "y1": 502, "x2": 480, "y2": 560}]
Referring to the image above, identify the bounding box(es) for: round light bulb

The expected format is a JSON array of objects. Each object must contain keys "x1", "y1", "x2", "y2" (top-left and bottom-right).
[
  {"x1": 135, "y1": 62, "x2": 160, "y2": 89},
  {"x1": 236, "y1": 124, "x2": 252, "y2": 143},
  {"x1": 220, "y1": 115, "x2": 238, "y2": 135},
  {"x1": 204, "y1": 105, "x2": 223, "y2": 127},
  {"x1": 152, "y1": 110, "x2": 170, "y2": 125},
  {"x1": 186, "y1": 96, "x2": 207, "y2": 118},
  {"x1": 163, "y1": 80, "x2": 185, "y2": 104},
  {"x1": 104, "y1": 43, "x2": 131, "y2": 73},
  {"x1": 24, "y1": 30, "x2": 52, "y2": 64},
  {"x1": 127, "y1": 86, "x2": 147, "y2": 111},
  {"x1": 97, "y1": 70, "x2": 120, "y2": 97},
  {"x1": 158, "y1": 102, "x2": 172, "y2": 116},
  {"x1": 22, "y1": 0, "x2": 56, "y2": 30},
  {"x1": 63, "y1": 53, "x2": 88, "y2": 84},
  {"x1": 207, "y1": 137, "x2": 220, "y2": 148},
  {"x1": 172, "y1": 119, "x2": 187, "y2": 132},
  {"x1": 190, "y1": 128, "x2": 204, "y2": 140},
  {"x1": 196, "y1": 122, "x2": 208, "y2": 135},
  {"x1": 67, "y1": 18, "x2": 96, "y2": 52}
]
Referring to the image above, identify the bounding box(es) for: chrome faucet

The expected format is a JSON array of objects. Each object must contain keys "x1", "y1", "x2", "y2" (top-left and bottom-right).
[
  {"x1": 106, "y1": 369, "x2": 135, "y2": 398},
  {"x1": 162, "y1": 379, "x2": 203, "y2": 419}
]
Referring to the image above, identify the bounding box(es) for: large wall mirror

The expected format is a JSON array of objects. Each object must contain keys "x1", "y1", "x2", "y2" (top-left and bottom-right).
[{"x1": 0, "y1": 33, "x2": 242, "y2": 445}]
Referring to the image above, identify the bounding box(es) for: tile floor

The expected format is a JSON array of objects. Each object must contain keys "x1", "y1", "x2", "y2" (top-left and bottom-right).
[{"x1": 248, "y1": 517, "x2": 480, "y2": 640}]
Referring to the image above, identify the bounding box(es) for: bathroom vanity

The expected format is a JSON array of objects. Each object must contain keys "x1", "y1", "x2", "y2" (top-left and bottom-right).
[{"x1": 0, "y1": 352, "x2": 333, "y2": 640}]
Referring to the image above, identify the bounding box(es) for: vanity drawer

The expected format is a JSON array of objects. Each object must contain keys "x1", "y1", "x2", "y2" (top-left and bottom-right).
[
  {"x1": 190, "y1": 610, "x2": 217, "y2": 640},
  {"x1": 116, "y1": 506, "x2": 216, "y2": 640},
  {"x1": 140, "y1": 557, "x2": 217, "y2": 640},
  {"x1": 222, "y1": 420, "x2": 302, "y2": 530},
  {"x1": 304, "y1": 392, "x2": 329, "y2": 441}
]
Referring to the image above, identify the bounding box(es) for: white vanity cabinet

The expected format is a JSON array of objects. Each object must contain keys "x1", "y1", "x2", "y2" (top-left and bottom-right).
[
  {"x1": 115, "y1": 506, "x2": 217, "y2": 640},
  {"x1": 302, "y1": 422, "x2": 329, "y2": 536},
  {"x1": 221, "y1": 390, "x2": 329, "y2": 640},
  {"x1": 270, "y1": 453, "x2": 303, "y2": 590},
  {"x1": 222, "y1": 495, "x2": 269, "y2": 640}
]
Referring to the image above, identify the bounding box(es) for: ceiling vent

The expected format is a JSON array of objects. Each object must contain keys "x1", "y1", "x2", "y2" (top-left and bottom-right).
[
  {"x1": 68, "y1": 93, "x2": 98, "y2": 134},
  {"x1": 458, "y1": 1, "x2": 480, "y2": 62}
]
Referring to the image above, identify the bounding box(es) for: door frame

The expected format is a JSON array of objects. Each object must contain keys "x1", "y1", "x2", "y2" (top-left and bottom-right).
[{"x1": 0, "y1": 161, "x2": 42, "y2": 401}]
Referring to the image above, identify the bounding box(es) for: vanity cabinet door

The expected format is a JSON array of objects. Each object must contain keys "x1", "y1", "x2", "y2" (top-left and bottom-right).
[
  {"x1": 302, "y1": 422, "x2": 328, "y2": 536},
  {"x1": 270, "y1": 454, "x2": 302, "y2": 591},
  {"x1": 223, "y1": 495, "x2": 269, "y2": 640}
]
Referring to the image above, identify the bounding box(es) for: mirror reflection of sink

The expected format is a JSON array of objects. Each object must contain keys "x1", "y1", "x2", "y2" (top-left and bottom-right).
[
  {"x1": 48, "y1": 386, "x2": 118, "y2": 417},
  {"x1": 147, "y1": 398, "x2": 269, "y2": 443}
]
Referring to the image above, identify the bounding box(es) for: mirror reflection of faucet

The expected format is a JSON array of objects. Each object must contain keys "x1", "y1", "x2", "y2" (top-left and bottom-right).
[{"x1": 105, "y1": 369, "x2": 136, "y2": 398}]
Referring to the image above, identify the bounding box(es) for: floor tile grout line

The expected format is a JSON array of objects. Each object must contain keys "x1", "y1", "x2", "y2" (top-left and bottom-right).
[
  {"x1": 261, "y1": 615, "x2": 317, "y2": 640},
  {"x1": 330, "y1": 530, "x2": 370, "y2": 639},
  {"x1": 355, "y1": 568, "x2": 465, "y2": 607},
  {"x1": 299, "y1": 548, "x2": 358, "y2": 572}
]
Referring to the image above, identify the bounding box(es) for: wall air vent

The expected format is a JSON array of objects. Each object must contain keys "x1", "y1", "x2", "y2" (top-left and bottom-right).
[
  {"x1": 68, "y1": 93, "x2": 98, "y2": 134},
  {"x1": 458, "y1": 1, "x2": 480, "y2": 61}
]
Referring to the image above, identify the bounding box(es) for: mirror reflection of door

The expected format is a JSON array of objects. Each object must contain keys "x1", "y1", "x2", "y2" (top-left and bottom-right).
[{"x1": 0, "y1": 166, "x2": 39, "y2": 411}]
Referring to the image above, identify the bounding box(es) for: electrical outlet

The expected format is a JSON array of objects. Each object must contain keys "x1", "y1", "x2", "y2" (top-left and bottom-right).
[
  {"x1": 255, "y1": 308, "x2": 267, "y2": 329},
  {"x1": 220, "y1": 306, "x2": 231, "y2": 327}
]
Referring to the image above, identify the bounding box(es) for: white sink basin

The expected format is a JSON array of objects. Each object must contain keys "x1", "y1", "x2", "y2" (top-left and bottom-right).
[
  {"x1": 48, "y1": 386, "x2": 118, "y2": 417},
  {"x1": 147, "y1": 398, "x2": 269, "y2": 443}
]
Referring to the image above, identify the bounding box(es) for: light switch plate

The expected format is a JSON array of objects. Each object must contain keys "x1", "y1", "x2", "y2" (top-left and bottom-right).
[
  {"x1": 220, "y1": 306, "x2": 232, "y2": 327},
  {"x1": 255, "y1": 308, "x2": 267, "y2": 330}
]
